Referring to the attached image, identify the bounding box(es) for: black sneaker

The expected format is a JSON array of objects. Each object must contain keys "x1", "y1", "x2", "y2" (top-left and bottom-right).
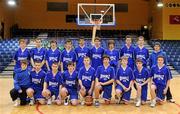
[{"x1": 64, "y1": 98, "x2": 69, "y2": 106}]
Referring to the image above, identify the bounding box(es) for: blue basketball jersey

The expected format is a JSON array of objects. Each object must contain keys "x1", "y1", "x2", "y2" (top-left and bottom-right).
[
  {"x1": 134, "y1": 67, "x2": 150, "y2": 85},
  {"x1": 61, "y1": 49, "x2": 77, "y2": 71},
  {"x1": 14, "y1": 48, "x2": 31, "y2": 70},
  {"x1": 120, "y1": 45, "x2": 135, "y2": 69},
  {"x1": 90, "y1": 47, "x2": 104, "y2": 70},
  {"x1": 150, "y1": 65, "x2": 172, "y2": 86},
  {"x1": 45, "y1": 48, "x2": 61, "y2": 68},
  {"x1": 45, "y1": 71, "x2": 62, "y2": 91},
  {"x1": 75, "y1": 46, "x2": 90, "y2": 70},
  {"x1": 134, "y1": 46, "x2": 149, "y2": 67},
  {"x1": 30, "y1": 69, "x2": 46, "y2": 90},
  {"x1": 116, "y1": 65, "x2": 134, "y2": 87},
  {"x1": 95, "y1": 65, "x2": 115, "y2": 85},
  {"x1": 78, "y1": 66, "x2": 95, "y2": 88},
  {"x1": 30, "y1": 47, "x2": 46, "y2": 62},
  {"x1": 62, "y1": 70, "x2": 78, "y2": 90},
  {"x1": 104, "y1": 49, "x2": 120, "y2": 68}
]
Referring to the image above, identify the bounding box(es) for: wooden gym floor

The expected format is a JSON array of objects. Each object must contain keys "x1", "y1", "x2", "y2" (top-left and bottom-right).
[{"x1": 0, "y1": 76, "x2": 180, "y2": 114}]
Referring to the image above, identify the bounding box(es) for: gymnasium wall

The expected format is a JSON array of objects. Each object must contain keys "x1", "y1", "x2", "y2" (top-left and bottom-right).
[
  {"x1": 0, "y1": 1, "x2": 14, "y2": 38},
  {"x1": 13, "y1": 0, "x2": 149, "y2": 30},
  {"x1": 163, "y1": 0, "x2": 180, "y2": 40}
]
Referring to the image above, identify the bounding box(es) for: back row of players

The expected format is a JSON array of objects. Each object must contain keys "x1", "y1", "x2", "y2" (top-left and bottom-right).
[{"x1": 10, "y1": 36, "x2": 174, "y2": 107}]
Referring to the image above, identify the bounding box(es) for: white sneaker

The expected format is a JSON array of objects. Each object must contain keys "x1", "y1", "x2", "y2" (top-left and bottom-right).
[
  {"x1": 47, "y1": 98, "x2": 52, "y2": 105},
  {"x1": 136, "y1": 99, "x2": 141, "y2": 107},
  {"x1": 14, "y1": 98, "x2": 20, "y2": 107},
  {"x1": 29, "y1": 99, "x2": 35, "y2": 106},
  {"x1": 64, "y1": 98, "x2": 69, "y2": 106},
  {"x1": 150, "y1": 99, "x2": 156, "y2": 107},
  {"x1": 81, "y1": 100, "x2": 85, "y2": 105}
]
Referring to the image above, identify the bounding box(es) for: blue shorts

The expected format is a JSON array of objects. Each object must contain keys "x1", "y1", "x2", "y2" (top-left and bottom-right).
[
  {"x1": 48, "y1": 87, "x2": 59, "y2": 99},
  {"x1": 154, "y1": 84, "x2": 166, "y2": 101},
  {"x1": 29, "y1": 87, "x2": 44, "y2": 100},
  {"x1": 100, "y1": 85, "x2": 113, "y2": 100},
  {"x1": 116, "y1": 85, "x2": 131, "y2": 101},
  {"x1": 134, "y1": 84, "x2": 148, "y2": 101},
  {"x1": 66, "y1": 88, "x2": 78, "y2": 100}
]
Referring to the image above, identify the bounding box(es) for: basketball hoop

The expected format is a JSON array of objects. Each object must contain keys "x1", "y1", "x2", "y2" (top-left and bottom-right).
[{"x1": 90, "y1": 19, "x2": 102, "y2": 30}]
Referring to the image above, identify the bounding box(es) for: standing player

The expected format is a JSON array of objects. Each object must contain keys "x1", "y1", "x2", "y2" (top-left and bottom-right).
[
  {"x1": 42, "y1": 62, "x2": 62, "y2": 105},
  {"x1": 10, "y1": 60, "x2": 31, "y2": 106},
  {"x1": 149, "y1": 42, "x2": 174, "y2": 103},
  {"x1": 90, "y1": 37, "x2": 104, "y2": 70},
  {"x1": 61, "y1": 40, "x2": 77, "y2": 72},
  {"x1": 45, "y1": 40, "x2": 61, "y2": 71},
  {"x1": 78, "y1": 56, "x2": 95, "y2": 105},
  {"x1": 75, "y1": 37, "x2": 90, "y2": 71},
  {"x1": 26, "y1": 61, "x2": 46, "y2": 105},
  {"x1": 104, "y1": 40, "x2": 120, "y2": 71},
  {"x1": 134, "y1": 36, "x2": 149, "y2": 67},
  {"x1": 134, "y1": 59, "x2": 150, "y2": 107},
  {"x1": 120, "y1": 35, "x2": 135, "y2": 70},
  {"x1": 30, "y1": 38, "x2": 47, "y2": 71},
  {"x1": 60, "y1": 62, "x2": 79, "y2": 106},
  {"x1": 115, "y1": 56, "x2": 134, "y2": 105},
  {"x1": 150, "y1": 55, "x2": 172, "y2": 107},
  {"x1": 94, "y1": 55, "x2": 115, "y2": 107},
  {"x1": 14, "y1": 39, "x2": 31, "y2": 73}
]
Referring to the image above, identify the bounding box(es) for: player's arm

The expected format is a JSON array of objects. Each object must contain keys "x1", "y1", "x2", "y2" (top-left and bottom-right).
[
  {"x1": 127, "y1": 80, "x2": 134, "y2": 90},
  {"x1": 43, "y1": 82, "x2": 48, "y2": 91},
  {"x1": 40, "y1": 60, "x2": 45, "y2": 68},
  {"x1": 46, "y1": 60, "x2": 50, "y2": 71},
  {"x1": 30, "y1": 58, "x2": 35, "y2": 68},
  {"x1": 141, "y1": 78, "x2": 150, "y2": 86},
  {"x1": 101, "y1": 79, "x2": 114, "y2": 86},
  {"x1": 61, "y1": 62, "x2": 64, "y2": 72},
  {"x1": 78, "y1": 79, "x2": 84, "y2": 89},
  {"x1": 116, "y1": 80, "x2": 127, "y2": 90},
  {"x1": 164, "y1": 79, "x2": 170, "y2": 94}
]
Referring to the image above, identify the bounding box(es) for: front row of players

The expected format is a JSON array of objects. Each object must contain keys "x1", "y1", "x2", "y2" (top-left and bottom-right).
[{"x1": 10, "y1": 55, "x2": 172, "y2": 107}]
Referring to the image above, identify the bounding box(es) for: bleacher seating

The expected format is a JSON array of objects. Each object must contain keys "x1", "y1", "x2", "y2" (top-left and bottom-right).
[{"x1": 149, "y1": 40, "x2": 180, "y2": 73}]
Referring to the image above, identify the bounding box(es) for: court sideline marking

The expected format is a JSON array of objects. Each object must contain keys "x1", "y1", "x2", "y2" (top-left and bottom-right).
[{"x1": 36, "y1": 103, "x2": 44, "y2": 114}]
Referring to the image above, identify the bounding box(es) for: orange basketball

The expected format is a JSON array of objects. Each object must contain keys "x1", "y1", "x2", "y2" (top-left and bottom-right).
[{"x1": 85, "y1": 96, "x2": 93, "y2": 106}]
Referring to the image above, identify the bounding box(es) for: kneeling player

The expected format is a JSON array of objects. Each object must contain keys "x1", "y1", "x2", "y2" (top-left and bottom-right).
[
  {"x1": 115, "y1": 56, "x2": 134, "y2": 105},
  {"x1": 134, "y1": 59, "x2": 150, "y2": 107},
  {"x1": 150, "y1": 55, "x2": 172, "y2": 107},
  {"x1": 27, "y1": 61, "x2": 46, "y2": 105},
  {"x1": 42, "y1": 62, "x2": 62, "y2": 105},
  {"x1": 78, "y1": 56, "x2": 95, "y2": 105},
  {"x1": 94, "y1": 55, "x2": 115, "y2": 107},
  {"x1": 60, "y1": 62, "x2": 78, "y2": 106}
]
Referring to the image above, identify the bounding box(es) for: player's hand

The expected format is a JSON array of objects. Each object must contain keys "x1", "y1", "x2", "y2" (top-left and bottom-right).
[
  {"x1": 100, "y1": 82, "x2": 104, "y2": 86},
  {"x1": 81, "y1": 86, "x2": 85, "y2": 90},
  {"x1": 163, "y1": 88, "x2": 168, "y2": 94},
  {"x1": 18, "y1": 89, "x2": 22, "y2": 93}
]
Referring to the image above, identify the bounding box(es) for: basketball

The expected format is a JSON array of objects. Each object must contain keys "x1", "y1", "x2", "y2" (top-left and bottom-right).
[{"x1": 85, "y1": 96, "x2": 93, "y2": 106}]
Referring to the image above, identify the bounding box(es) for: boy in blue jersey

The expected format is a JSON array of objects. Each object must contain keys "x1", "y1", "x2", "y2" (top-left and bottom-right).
[
  {"x1": 60, "y1": 62, "x2": 78, "y2": 106},
  {"x1": 30, "y1": 38, "x2": 47, "y2": 71},
  {"x1": 104, "y1": 40, "x2": 120, "y2": 71},
  {"x1": 14, "y1": 39, "x2": 31, "y2": 72},
  {"x1": 26, "y1": 61, "x2": 46, "y2": 105},
  {"x1": 120, "y1": 35, "x2": 135, "y2": 70},
  {"x1": 61, "y1": 40, "x2": 77, "y2": 72},
  {"x1": 75, "y1": 37, "x2": 90, "y2": 71},
  {"x1": 134, "y1": 36, "x2": 149, "y2": 67},
  {"x1": 134, "y1": 59, "x2": 150, "y2": 107},
  {"x1": 90, "y1": 37, "x2": 104, "y2": 70},
  {"x1": 150, "y1": 55, "x2": 172, "y2": 107},
  {"x1": 94, "y1": 55, "x2": 115, "y2": 107},
  {"x1": 115, "y1": 56, "x2": 134, "y2": 105},
  {"x1": 149, "y1": 42, "x2": 174, "y2": 103},
  {"x1": 78, "y1": 56, "x2": 95, "y2": 105},
  {"x1": 42, "y1": 62, "x2": 62, "y2": 105},
  {"x1": 10, "y1": 60, "x2": 31, "y2": 106},
  {"x1": 45, "y1": 40, "x2": 61, "y2": 71}
]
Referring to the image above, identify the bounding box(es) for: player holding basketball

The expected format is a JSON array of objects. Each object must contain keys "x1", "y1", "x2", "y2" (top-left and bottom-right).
[
  {"x1": 30, "y1": 38, "x2": 47, "y2": 71},
  {"x1": 26, "y1": 61, "x2": 46, "y2": 105},
  {"x1": 42, "y1": 62, "x2": 62, "y2": 105},
  {"x1": 61, "y1": 40, "x2": 77, "y2": 72},
  {"x1": 94, "y1": 55, "x2": 115, "y2": 107},
  {"x1": 150, "y1": 55, "x2": 172, "y2": 107},
  {"x1": 134, "y1": 59, "x2": 150, "y2": 107},
  {"x1": 75, "y1": 37, "x2": 90, "y2": 71},
  {"x1": 120, "y1": 35, "x2": 135, "y2": 70},
  {"x1": 78, "y1": 56, "x2": 95, "y2": 105},
  {"x1": 45, "y1": 40, "x2": 61, "y2": 71},
  {"x1": 90, "y1": 37, "x2": 104, "y2": 70},
  {"x1": 115, "y1": 56, "x2": 134, "y2": 105},
  {"x1": 60, "y1": 62, "x2": 79, "y2": 106}
]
